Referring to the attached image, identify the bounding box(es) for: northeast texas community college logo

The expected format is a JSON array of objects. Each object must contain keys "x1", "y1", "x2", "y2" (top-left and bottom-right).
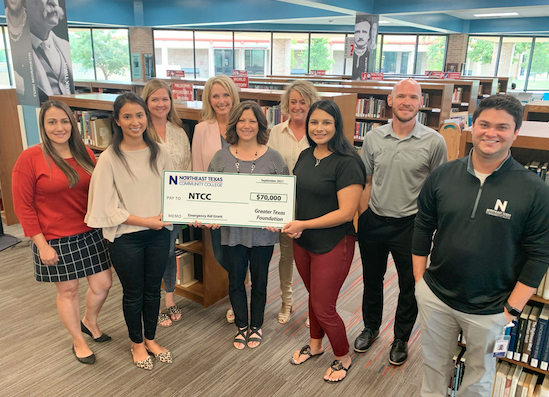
[{"x1": 485, "y1": 199, "x2": 512, "y2": 220}]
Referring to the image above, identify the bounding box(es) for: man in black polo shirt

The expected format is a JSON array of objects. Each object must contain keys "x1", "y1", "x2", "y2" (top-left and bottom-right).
[{"x1": 412, "y1": 95, "x2": 549, "y2": 396}]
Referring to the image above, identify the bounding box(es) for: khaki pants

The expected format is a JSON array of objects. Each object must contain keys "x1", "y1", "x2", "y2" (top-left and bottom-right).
[
  {"x1": 278, "y1": 232, "x2": 294, "y2": 305},
  {"x1": 415, "y1": 278, "x2": 508, "y2": 397}
]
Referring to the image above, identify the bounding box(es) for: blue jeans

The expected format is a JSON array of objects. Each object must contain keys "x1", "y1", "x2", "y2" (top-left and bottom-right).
[{"x1": 162, "y1": 226, "x2": 180, "y2": 293}]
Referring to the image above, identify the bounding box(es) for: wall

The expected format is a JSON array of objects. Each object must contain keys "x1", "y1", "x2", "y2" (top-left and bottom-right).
[
  {"x1": 446, "y1": 34, "x2": 468, "y2": 68},
  {"x1": 128, "y1": 27, "x2": 154, "y2": 82}
]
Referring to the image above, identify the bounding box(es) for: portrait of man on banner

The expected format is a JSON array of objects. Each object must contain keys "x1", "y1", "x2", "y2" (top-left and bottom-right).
[
  {"x1": 27, "y1": 0, "x2": 74, "y2": 102},
  {"x1": 352, "y1": 14, "x2": 379, "y2": 81}
]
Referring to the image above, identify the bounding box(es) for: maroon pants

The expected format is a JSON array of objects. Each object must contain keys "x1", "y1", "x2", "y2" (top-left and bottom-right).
[{"x1": 293, "y1": 235, "x2": 355, "y2": 357}]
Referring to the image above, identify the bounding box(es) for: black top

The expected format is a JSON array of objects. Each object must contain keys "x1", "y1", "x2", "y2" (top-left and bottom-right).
[
  {"x1": 413, "y1": 154, "x2": 549, "y2": 315},
  {"x1": 293, "y1": 147, "x2": 365, "y2": 254}
]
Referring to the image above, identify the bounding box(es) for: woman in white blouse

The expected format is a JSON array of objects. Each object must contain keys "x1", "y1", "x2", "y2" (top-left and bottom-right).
[
  {"x1": 267, "y1": 80, "x2": 319, "y2": 325},
  {"x1": 86, "y1": 93, "x2": 173, "y2": 370},
  {"x1": 142, "y1": 79, "x2": 191, "y2": 328},
  {"x1": 192, "y1": 75, "x2": 240, "y2": 323}
]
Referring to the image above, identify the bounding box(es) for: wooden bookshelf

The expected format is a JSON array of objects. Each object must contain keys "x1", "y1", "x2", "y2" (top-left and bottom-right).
[
  {"x1": 459, "y1": 121, "x2": 549, "y2": 161},
  {"x1": 195, "y1": 87, "x2": 358, "y2": 144},
  {"x1": 524, "y1": 101, "x2": 549, "y2": 122},
  {"x1": 75, "y1": 80, "x2": 146, "y2": 95},
  {"x1": 0, "y1": 88, "x2": 24, "y2": 226},
  {"x1": 50, "y1": 93, "x2": 229, "y2": 308}
]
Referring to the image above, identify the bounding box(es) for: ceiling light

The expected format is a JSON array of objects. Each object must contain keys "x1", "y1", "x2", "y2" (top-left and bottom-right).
[
  {"x1": 379, "y1": 21, "x2": 390, "y2": 24},
  {"x1": 473, "y1": 12, "x2": 519, "y2": 17}
]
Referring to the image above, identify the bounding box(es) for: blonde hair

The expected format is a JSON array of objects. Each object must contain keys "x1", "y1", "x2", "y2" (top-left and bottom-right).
[
  {"x1": 142, "y1": 78, "x2": 184, "y2": 142},
  {"x1": 39, "y1": 100, "x2": 95, "y2": 188},
  {"x1": 200, "y1": 75, "x2": 240, "y2": 121},
  {"x1": 280, "y1": 80, "x2": 320, "y2": 116}
]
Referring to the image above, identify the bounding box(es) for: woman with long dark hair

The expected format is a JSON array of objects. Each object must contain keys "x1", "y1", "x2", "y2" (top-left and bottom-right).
[
  {"x1": 86, "y1": 93, "x2": 173, "y2": 370},
  {"x1": 12, "y1": 100, "x2": 112, "y2": 365},
  {"x1": 283, "y1": 100, "x2": 365, "y2": 383}
]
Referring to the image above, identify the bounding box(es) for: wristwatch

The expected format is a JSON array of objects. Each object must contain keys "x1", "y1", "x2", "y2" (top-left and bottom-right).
[{"x1": 504, "y1": 301, "x2": 521, "y2": 317}]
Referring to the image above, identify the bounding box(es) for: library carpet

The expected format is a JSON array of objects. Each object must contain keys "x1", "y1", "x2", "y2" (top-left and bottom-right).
[{"x1": 0, "y1": 223, "x2": 423, "y2": 397}]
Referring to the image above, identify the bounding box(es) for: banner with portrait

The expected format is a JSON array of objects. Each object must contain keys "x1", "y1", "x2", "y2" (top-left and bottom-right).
[
  {"x1": 351, "y1": 14, "x2": 379, "y2": 81},
  {"x1": 4, "y1": 0, "x2": 74, "y2": 105}
]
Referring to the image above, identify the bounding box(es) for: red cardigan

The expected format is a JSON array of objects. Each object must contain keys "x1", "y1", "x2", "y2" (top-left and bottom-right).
[{"x1": 12, "y1": 145, "x2": 96, "y2": 241}]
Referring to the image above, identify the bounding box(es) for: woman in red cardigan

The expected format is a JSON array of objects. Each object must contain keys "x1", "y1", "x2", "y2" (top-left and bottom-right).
[{"x1": 12, "y1": 100, "x2": 112, "y2": 365}]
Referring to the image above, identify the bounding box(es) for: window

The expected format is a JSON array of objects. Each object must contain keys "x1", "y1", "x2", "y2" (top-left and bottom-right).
[
  {"x1": 92, "y1": 29, "x2": 130, "y2": 81},
  {"x1": 234, "y1": 32, "x2": 271, "y2": 76},
  {"x1": 272, "y1": 33, "x2": 309, "y2": 75},
  {"x1": 526, "y1": 38, "x2": 549, "y2": 91},
  {"x1": 194, "y1": 31, "x2": 233, "y2": 78},
  {"x1": 0, "y1": 27, "x2": 11, "y2": 86},
  {"x1": 310, "y1": 33, "x2": 346, "y2": 75},
  {"x1": 153, "y1": 30, "x2": 194, "y2": 78},
  {"x1": 465, "y1": 36, "x2": 500, "y2": 76},
  {"x1": 417, "y1": 36, "x2": 447, "y2": 75},
  {"x1": 68, "y1": 28, "x2": 94, "y2": 80},
  {"x1": 381, "y1": 35, "x2": 417, "y2": 74}
]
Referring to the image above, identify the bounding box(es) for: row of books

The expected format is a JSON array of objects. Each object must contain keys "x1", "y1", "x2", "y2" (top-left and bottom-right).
[
  {"x1": 493, "y1": 361, "x2": 549, "y2": 397},
  {"x1": 261, "y1": 105, "x2": 288, "y2": 128},
  {"x1": 525, "y1": 161, "x2": 549, "y2": 187},
  {"x1": 354, "y1": 122, "x2": 383, "y2": 141},
  {"x1": 448, "y1": 346, "x2": 466, "y2": 396},
  {"x1": 355, "y1": 97, "x2": 386, "y2": 118},
  {"x1": 506, "y1": 303, "x2": 549, "y2": 371},
  {"x1": 74, "y1": 110, "x2": 112, "y2": 148}
]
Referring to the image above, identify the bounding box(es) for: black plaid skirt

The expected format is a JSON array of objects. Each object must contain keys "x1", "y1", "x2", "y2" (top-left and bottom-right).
[{"x1": 32, "y1": 229, "x2": 111, "y2": 282}]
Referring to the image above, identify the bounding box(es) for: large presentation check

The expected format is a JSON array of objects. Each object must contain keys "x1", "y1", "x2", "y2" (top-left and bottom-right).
[{"x1": 162, "y1": 171, "x2": 296, "y2": 228}]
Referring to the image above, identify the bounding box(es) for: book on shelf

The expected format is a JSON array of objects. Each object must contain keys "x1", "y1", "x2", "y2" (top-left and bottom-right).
[
  {"x1": 531, "y1": 305, "x2": 549, "y2": 368},
  {"x1": 74, "y1": 110, "x2": 111, "y2": 147},
  {"x1": 176, "y1": 251, "x2": 196, "y2": 286},
  {"x1": 448, "y1": 346, "x2": 466, "y2": 396},
  {"x1": 523, "y1": 161, "x2": 549, "y2": 187},
  {"x1": 355, "y1": 97, "x2": 386, "y2": 118},
  {"x1": 354, "y1": 121, "x2": 383, "y2": 141},
  {"x1": 422, "y1": 93, "x2": 430, "y2": 107},
  {"x1": 523, "y1": 305, "x2": 542, "y2": 363},
  {"x1": 261, "y1": 105, "x2": 287, "y2": 128},
  {"x1": 538, "y1": 274, "x2": 546, "y2": 299},
  {"x1": 515, "y1": 305, "x2": 534, "y2": 361},
  {"x1": 452, "y1": 87, "x2": 463, "y2": 103}
]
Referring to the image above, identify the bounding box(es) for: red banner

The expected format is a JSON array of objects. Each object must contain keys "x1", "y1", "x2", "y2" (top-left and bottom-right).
[
  {"x1": 361, "y1": 72, "x2": 384, "y2": 81},
  {"x1": 445, "y1": 72, "x2": 461, "y2": 80},
  {"x1": 232, "y1": 70, "x2": 248, "y2": 76},
  {"x1": 425, "y1": 71, "x2": 445, "y2": 78},
  {"x1": 167, "y1": 70, "x2": 185, "y2": 78},
  {"x1": 231, "y1": 76, "x2": 249, "y2": 88},
  {"x1": 311, "y1": 70, "x2": 326, "y2": 76},
  {"x1": 171, "y1": 83, "x2": 193, "y2": 101}
]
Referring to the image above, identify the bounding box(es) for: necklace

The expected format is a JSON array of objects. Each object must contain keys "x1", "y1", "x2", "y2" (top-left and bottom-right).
[
  {"x1": 7, "y1": 8, "x2": 27, "y2": 42},
  {"x1": 315, "y1": 158, "x2": 321, "y2": 167},
  {"x1": 234, "y1": 147, "x2": 258, "y2": 173}
]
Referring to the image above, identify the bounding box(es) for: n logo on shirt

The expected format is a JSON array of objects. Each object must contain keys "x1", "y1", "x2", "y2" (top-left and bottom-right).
[
  {"x1": 486, "y1": 199, "x2": 511, "y2": 220},
  {"x1": 494, "y1": 199, "x2": 508, "y2": 212}
]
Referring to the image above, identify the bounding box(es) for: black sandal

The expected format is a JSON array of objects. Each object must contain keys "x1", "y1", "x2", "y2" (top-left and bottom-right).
[
  {"x1": 233, "y1": 326, "x2": 248, "y2": 350},
  {"x1": 247, "y1": 327, "x2": 262, "y2": 349},
  {"x1": 289, "y1": 345, "x2": 324, "y2": 365},
  {"x1": 324, "y1": 360, "x2": 352, "y2": 383}
]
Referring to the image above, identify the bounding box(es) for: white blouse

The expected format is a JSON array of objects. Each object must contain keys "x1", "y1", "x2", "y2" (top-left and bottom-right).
[
  {"x1": 163, "y1": 121, "x2": 192, "y2": 171},
  {"x1": 85, "y1": 145, "x2": 173, "y2": 242}
]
